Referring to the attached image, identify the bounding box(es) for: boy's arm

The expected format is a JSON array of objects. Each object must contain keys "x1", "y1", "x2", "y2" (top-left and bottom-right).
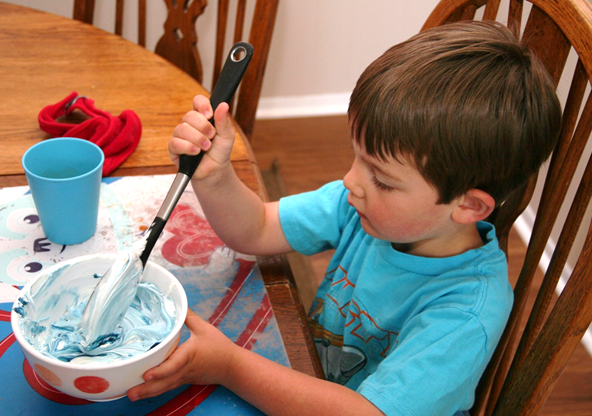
[
  {"x1": 225, "y1": 344, "x2": 384, "y2": 416},
  {"x1": 128, "y1": 310, "x2": 384, "y2": 416},
  {"x1": 170, "y1": 95, "x2": 292, "y2": 255}
]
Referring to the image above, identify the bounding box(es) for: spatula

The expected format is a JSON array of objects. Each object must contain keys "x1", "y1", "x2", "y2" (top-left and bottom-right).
[{"x1": 77, "y1": 42, "x2": 253, "y2": 348}]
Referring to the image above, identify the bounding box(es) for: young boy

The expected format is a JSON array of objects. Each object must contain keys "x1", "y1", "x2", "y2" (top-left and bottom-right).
[{"x1": 128, "y1": 21, "x2": 562, "y2": 415}]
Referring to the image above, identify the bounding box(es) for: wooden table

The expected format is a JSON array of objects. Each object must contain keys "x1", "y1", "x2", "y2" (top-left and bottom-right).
[{"x1": 0, "y1": 1, "x2": 322, "y2": 382}]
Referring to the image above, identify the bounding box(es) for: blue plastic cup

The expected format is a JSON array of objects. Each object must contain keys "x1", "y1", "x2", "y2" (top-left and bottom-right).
[{"x1": 22, "y1": 138, "x2": 104, "y2": 245}]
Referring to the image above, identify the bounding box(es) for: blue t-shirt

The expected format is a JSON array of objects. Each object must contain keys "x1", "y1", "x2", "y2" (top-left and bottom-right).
[{"x1": 279, "y1": 181, "x2": 513, "y2": 416}]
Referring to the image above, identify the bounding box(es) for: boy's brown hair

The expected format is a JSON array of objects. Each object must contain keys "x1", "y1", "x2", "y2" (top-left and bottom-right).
[{"x1": 348, "y1": 21, "x2": 562, "y2": 205}]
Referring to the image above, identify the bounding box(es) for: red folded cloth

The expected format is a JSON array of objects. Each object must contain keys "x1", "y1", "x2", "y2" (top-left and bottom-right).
[{"x1": 38, "y1": 92, "x2": 142, "y2": 176}]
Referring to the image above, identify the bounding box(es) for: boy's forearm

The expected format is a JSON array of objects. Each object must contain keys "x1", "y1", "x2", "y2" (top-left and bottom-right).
[
  {"x1": 191, "y1": 163, "x2": 291, "y2": 255},
  {"x1": 224, "y1": 346, "x2": 383, "y2": 416}
]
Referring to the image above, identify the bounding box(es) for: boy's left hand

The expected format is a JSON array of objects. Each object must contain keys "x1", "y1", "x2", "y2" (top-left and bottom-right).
[{"x1": 127, "y1": 309, "x2": 238, "y2": 401}]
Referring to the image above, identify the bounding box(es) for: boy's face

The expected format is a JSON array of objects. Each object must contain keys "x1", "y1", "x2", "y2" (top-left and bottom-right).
[{"x1": 343, "y1": 141, "x2": 462, "y2": 256}]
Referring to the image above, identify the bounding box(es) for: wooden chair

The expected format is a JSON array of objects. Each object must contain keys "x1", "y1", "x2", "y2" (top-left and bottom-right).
[
  {"x1": 73, "y1": 0, "x2": 279, "y2": 139},
  {"x1": 422, "y1": 1, "x2": 592, "y2": 414}
]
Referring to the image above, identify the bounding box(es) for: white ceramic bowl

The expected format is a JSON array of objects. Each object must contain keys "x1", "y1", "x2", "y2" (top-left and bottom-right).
[{"x1": 11, "y1": 254, "x2": 188, "y2": 401}]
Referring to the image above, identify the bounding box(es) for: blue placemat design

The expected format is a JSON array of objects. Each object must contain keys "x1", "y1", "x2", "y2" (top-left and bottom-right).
[{"x1": 0, "y1": 175, "x2": 288, "y2": 415}]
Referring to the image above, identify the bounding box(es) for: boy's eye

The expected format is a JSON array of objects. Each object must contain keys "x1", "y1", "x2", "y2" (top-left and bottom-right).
[{"x1": 371, "y1": 176, "x2": 394, "y2": 191}]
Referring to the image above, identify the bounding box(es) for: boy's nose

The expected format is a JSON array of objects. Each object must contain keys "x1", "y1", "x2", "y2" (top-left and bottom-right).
[{"x1": 343, "y1": 161, "x2": 364, "y2": 199}]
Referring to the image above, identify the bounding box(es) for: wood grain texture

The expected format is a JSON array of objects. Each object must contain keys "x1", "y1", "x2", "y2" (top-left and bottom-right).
[
  {"x1": 0, "y1": 1, "x2": 320, "y2": 385},
  {"x1": 73, "y1": 0, "x2": 279, "y2": 139},
  {"x1": 0, "y1": 4, "x2": 250, "y2": 178},
  {"x1": 264, "y1": 282, "x2": 324, "y2": 378},
  {"x1": 154, "y1": 0, "x2": 207, "y2": 83}
]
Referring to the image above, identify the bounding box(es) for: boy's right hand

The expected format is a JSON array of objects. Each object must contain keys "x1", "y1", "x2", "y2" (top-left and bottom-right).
[
  {"x1": 169, "y1": 95, "x2": 235, "y2": 180},
  {"x1": 127, "y1": 309, "x2": 240, "y2": 401}
]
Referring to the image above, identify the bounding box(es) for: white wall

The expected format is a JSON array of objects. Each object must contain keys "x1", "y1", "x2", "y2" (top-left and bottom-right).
[
  {"x1": 258, "y1": 0, "x2": 440, "y2": 117},
  {"x1": 4, "y1": 0, "x2": 441, "y2": 118}
]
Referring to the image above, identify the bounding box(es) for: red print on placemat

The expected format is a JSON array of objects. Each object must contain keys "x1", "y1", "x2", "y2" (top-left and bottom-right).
[
  {"x1": 161, "y1": 204, "x2": 224, "y2": 267},
  {"x1": 3, "y1": 248, "x2": 273, "y2": 413},
  {"x1": 0, "y1": 310, "x2": 16, "y2": 357},
  {"x1": 146, "y1": 259, "x2": 274, "y2": 416}
]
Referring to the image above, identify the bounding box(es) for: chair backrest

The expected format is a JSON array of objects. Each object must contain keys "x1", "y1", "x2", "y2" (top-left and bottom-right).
[
  {"x1": 73, "y1": 0, "x2": 279, "y2": 139},
  {"x1": 423, "y1": 1, "x2": 592, "y2": 414}
]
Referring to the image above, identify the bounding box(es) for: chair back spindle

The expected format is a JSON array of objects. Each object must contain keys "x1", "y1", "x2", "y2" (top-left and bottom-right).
[
  {"x1": 424, "y1": 1, "x2": 592, "y2": 414},
  {"x1": 73, "y1": 0, "x2": 279, "y2": 139}
]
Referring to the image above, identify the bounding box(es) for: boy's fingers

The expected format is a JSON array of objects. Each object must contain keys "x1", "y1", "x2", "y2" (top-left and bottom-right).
[
  {"x1": 169, "y1": 136, "x2": 201, "y2": 159},
  {"x1": 184, "y1": 308, "x2": 210, "y2": 333},
  {"x1": 181, "y1": 111, "x2": 216, "y2": 139},
  {"x1": 192, "y1": 95, "x2": 214, "y2": 119},
  {"x1": 171, "y1": 122, "x2": 212, "y2": 152},
  {"x1": 185, "y1": 308, "x2": 199, "y2": 321},
  {"x1": 142, "y1": 344, "x2": 191, "y2": 382},
  {"x1": 212, "y1": 103, "x2": 234, "y2": 140},
  {"x1": 128, "y1": 377, "x2": 184, "y2": 401}
]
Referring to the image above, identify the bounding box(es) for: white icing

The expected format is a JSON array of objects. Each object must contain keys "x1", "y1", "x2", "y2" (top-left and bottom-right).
[
  {"x1": 78, "y1": 238, "x2": 146, "y2": 349},
  {"x1": 13, "y1": 254, "x2": 176, "y2": 365}
]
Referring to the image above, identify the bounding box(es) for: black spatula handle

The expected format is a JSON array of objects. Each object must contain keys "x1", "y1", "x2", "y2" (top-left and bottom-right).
[
  {"x1": 178, "y1": 42, "x2": 253, "y2": 178},
  {"x1": 139, "y1": 42, "x2": 253, "y2": 267}
]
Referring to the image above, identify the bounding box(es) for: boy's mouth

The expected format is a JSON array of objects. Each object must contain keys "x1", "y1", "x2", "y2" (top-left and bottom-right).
[
  {"x1": 347, "y1": 196, "x2": 366, "y2": 220},
  {"x1": 353, "y1": 205, "x2": 367, "y2": 220}
]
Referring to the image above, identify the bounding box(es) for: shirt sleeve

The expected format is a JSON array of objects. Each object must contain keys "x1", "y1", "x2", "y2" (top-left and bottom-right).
[
  {"x1": 278, "y1": 180, "x2": 352, "y2": 255},
  {"x1": 357, "y1": 306, "x2": 489, "y2": 416}
]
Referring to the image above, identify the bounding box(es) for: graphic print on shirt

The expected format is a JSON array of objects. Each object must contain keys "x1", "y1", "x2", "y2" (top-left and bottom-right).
[
  {"x1": 309, "y1": 264, "x2": 399, "y2": 384},
  {"x1": 309, "y1": 300, "x2": 368, "y2": 385}
]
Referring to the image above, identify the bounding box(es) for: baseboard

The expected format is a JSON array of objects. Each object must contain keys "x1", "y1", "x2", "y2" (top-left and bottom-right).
[
  {"x1": 256, "y1": 92, "x2": 350, "y2": 119},
  {"x1": 514, "y1": 207, "x2": 592, "y2": 357}
]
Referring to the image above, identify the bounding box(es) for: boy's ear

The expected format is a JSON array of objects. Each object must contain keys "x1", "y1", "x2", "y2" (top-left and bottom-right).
[{"x1": 451, "y1": 189, "x2": 496, "y2": 224}]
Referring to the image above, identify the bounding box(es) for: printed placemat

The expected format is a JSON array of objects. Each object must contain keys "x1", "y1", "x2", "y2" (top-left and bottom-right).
[{"x1": 0, "y1": 174, "x2": 289, "y2": 415}]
